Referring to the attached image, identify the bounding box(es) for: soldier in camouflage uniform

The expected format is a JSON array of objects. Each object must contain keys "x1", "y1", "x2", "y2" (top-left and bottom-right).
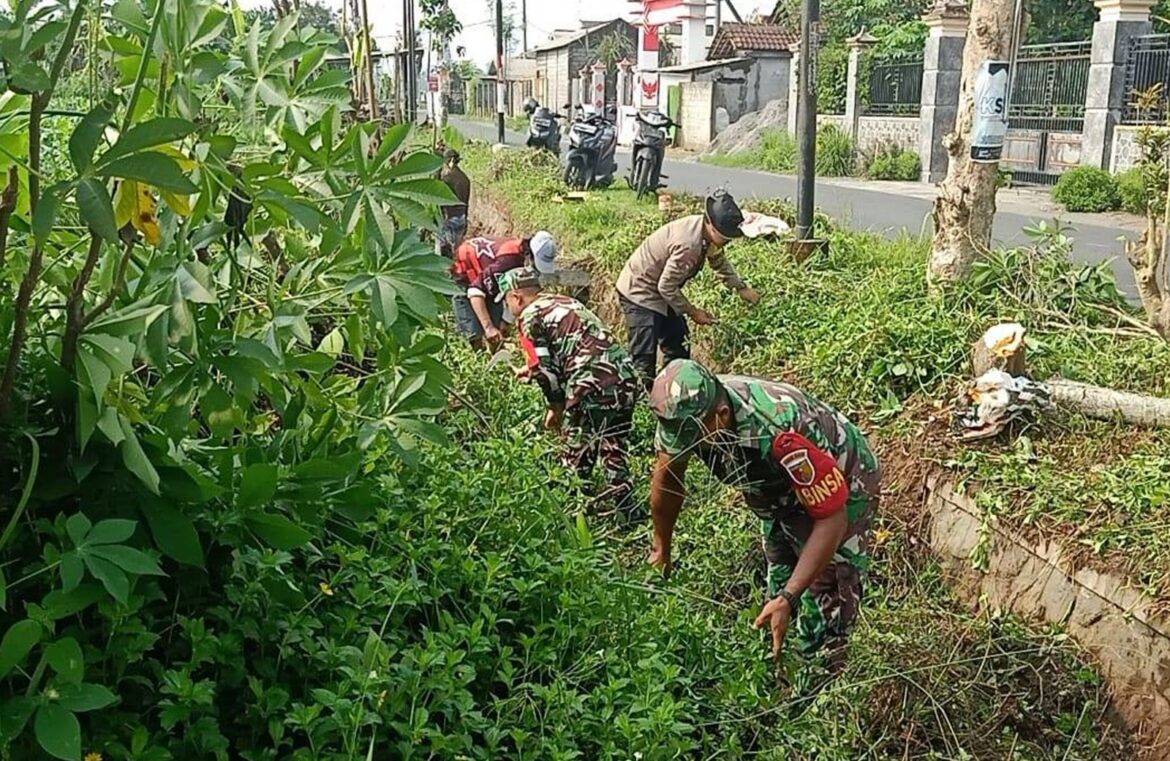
[
  {"x1": 646, "y1": 359, "x2": 880, "y2": 667},
  {"x1": 498, "y1": 269, "x2": 641, "y2": 519}
]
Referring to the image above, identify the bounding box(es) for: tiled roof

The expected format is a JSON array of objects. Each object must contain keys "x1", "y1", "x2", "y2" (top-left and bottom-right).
[{"x1": 708, "y1": 23, "x2": 798, "y2": 59}]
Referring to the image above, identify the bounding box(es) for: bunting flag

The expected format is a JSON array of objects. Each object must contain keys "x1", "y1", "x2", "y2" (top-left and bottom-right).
[
  {"x1": 643, "y1": 22, "x2": 659, "y2": 52},
  {"x1": 641, "y1": 0, "x2": 685, "y2": 26}
]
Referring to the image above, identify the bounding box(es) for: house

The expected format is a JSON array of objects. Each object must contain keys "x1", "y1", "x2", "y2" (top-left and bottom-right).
[
  {"x1": 661, "y1": 22, "x2": 796, "y2": 129},
  {"x1": 525, "y1": 18, "x2": 639, "y2": 110}
]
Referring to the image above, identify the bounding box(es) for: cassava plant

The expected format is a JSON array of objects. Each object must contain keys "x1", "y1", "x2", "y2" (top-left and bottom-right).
[{"x1": 0, "y1": 1, "x2": 457, "y2": 757}]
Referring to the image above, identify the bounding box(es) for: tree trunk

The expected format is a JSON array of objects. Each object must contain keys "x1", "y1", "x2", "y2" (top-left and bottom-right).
[
  {"x1": 928, "y1": 0, "x2": 1015, "y2": 285},
  {"x1": 1048, "y1": 380, "x2": 1170, "y2": 428}
]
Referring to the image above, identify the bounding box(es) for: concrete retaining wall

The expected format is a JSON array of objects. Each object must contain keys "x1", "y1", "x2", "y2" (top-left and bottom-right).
[
  {"x1": 925, "y1": 475, "x2": 1170, "y2": 755},
  {"x1": 857, "y1": 116, "x2": 919, "y2": 155},
  {"x1": 679, "y1": 81, "x2": 715, "y2": 151}
]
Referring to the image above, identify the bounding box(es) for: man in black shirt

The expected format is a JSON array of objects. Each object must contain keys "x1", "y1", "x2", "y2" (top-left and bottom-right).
[{"x1": 439, "y1": 148, "x2": 471, "y2": 257}]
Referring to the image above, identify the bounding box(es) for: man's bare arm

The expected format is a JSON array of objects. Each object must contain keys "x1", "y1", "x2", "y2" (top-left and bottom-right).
[{"x1": 648, "y1": 452, "x2": 689, "y2": 575}]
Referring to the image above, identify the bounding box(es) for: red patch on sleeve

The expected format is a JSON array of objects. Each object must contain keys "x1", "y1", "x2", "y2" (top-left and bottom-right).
[
  {"x1": 772, "y1": 432, "x2": 848, "y2": 520},
  {"x1": 518, "y1": 331, "x2": 540, "y2": 369}
]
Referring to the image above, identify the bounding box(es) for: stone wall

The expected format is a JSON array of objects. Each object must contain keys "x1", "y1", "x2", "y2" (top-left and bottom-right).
[
  {"x1": 856, "y1": 116, "x2": 919, "y2": 155},
  {"x1": 1110, "y1": 125, "x2": 1153, "y2": 173},
  {"x1": 925, "y1": 476, "x2": 1170, "y2": 752}
]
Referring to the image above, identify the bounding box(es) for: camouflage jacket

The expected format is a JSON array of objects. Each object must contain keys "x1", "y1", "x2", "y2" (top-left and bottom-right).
[
  {"x1": 518, "y1": 294, "x2": 639, "y2": 410},
  {"x1": 670, "y1": 375, "x2": 881, "y2": 524}
]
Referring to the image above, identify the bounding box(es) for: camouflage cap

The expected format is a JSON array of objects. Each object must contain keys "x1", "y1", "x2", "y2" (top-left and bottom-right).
[
  {"x1": 495, "y1": 267, "x2": 541, "y2": 302},
  {"x1": 649, "y1": 359, "x2": 721, "y2": 455}
]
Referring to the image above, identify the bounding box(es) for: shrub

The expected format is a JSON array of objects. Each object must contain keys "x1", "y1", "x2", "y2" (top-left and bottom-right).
[
  {"x1": 1117, "y1": 167, "x2": 1148, "y2": 215},
  {"x1": 1052, "y1": 166, "x2": 1121, "y2": 212},
  {"x1": 816, "y1": 123, "x2": 856, "y2": 176},
  {"x1": 757, "y1": 129, "x2": 799, "y2": 172},
  {"x1": 863, "y1": 142, "x2": 922, "y2": 181}
]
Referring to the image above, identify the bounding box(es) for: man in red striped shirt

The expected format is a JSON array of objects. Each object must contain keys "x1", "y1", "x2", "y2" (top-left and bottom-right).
[{"x1": 450, "y1": 231, "x2": 556, "y2": 347}]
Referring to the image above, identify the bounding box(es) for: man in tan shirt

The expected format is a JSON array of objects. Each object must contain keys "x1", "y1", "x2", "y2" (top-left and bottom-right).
[{"x1": 616, "y1": 190, "x2": 760, "y2": 384}]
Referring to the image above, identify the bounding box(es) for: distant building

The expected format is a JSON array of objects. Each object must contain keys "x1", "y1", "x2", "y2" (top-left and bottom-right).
[{"x1": 524, "y1": 18, "x2": 639, "y2": 109}]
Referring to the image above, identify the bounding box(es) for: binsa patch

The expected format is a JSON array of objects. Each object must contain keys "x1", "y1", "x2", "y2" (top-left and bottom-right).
[{"x1": 772, "y1": 431, "x2": 848, "y2": 520}]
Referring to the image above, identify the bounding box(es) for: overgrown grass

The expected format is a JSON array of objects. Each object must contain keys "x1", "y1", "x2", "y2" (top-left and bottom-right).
[
  {"x1": 702, "y1": 126, "x2": 858, "y2": 177},
  {"x1": 447, "y1": 146, "x2": 1141, "y2": 757},
  {"x1": 465, "y1": 145, "x2": 1170, "y2": 602}
]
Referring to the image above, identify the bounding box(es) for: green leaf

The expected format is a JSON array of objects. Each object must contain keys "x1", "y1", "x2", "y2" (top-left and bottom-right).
[
  {"x1": 0, "y1": 620, "x2": 41, "y2": 679},
  {"x1": 102, "y1": 117, "x2": 198, "y2": 164},
  {"x1": 383, "y1": 178, "x2": 458, "y2": 206},
  {"x1": 86, "y1": 519, "x2": 137, "y2": 545},
  {"x1": 81, "y1": 334, "x2": 134, "y2": 376},
  {"x1": 44, "y1": 638, "x2": 83, "y2": 684},
  {"x1": 10, "y1": 61, "x2": 50, "y2": 92},
  {"x1": 89, "y1": 545, "x2": 165, "y2": 576},
  {"x1": 119, "y1": 418, "x2": 160, "y2": 495},
  {"x1": 0, "y1": 696, "x2": 36, "y2": 744},
  {"x1": 42, "y1": 585, "x2": 104, "y2": 621},
  {"x1": 96, "y1": 406, "x2": 126, "y2": 446},
  {"x1": 0, "y1": 567, "x2": 5, "y2": 611},
  {"x1": 65, "y1": 513, "x2": 92, "y2": 547},
  {"x1": 201, "y1": 384, "x2": 242, "y2": 439},
  {"x1": 238, "y1": 463, "x2": 278, "y2": 509},
  {"x1": 76, "y1": 178, "x2": 119, "y2": 242},
  {"x1": 316, "y1": 328, "x2": 344, "y2": 358},
  {"x1": 372, "y1": 277, "x2": 398, "y2": 328},
  {"x1": 34, "y1": 704, "x2": 80, "y2": 761},
  {"x1": 139, "y1": 501, "x2": 204, "y2": 567},
  {"x1": 176, "y1": 260, "x2": 217, "y2": 303},
  {"x1": 83, "y1": 555, "x2": 130, "y2": 603},
  {"x1": 59, "y1": 554, "x2": 83, "y2": 593},
  {"x1": 31, "y1": 187, "x2": 60, "y2": 247},
  {"x1": 87, "y1": 303, "x2": 168, "y2": 337},
  {"x1": 57, "y1": 683, "x2": 117, "y2": 713},
  {"x1": 98, "y1": 151, "x2": 198, "y2": 194},
  {"x1": 69, "y1": 105, "x2": 115, "y2": 173},
  {"x1": 385, "y1": 151, "x2": 443, "y2": 179},
  {"x1": 247, "y1": 513, "x2": 311, "y2": 550}
]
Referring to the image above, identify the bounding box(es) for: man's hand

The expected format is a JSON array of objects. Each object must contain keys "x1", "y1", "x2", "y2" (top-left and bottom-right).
[
  {"x1": 513, "y1": 365, "x2": 533, "y2": 381},
  {"x1": 739, "y1": 286, "x2": 761, "y2": 305},
  {"x1": 754, "y1": 595, "x2": 794, "y2": 660},
  {"x1": 648, "y1": 540, "x2": 672, "y2": 578},
  {"x1": 483, "y1": 324, "x2": 503, "y2": 346},
  {"x1": 543, "y1": 407, "x2": 563, "y2": 432},
  {"x1": 691, "y1": 309, "x2": 717, "y2": 326}
]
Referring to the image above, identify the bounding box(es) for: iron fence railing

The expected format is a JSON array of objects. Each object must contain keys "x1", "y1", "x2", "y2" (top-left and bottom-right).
[
  {"x1": 1123, "y1": 34, "x2": 1170, "y2": 124},
  {"x1": 1008, "y1": 40, "x2": 1091, "y2": 133},
  {"x1": 863, "y1": 56, "x2": 923, "y2": 116}
]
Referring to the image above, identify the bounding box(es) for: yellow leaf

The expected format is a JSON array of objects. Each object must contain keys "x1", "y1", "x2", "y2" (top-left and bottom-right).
[
  {"x1": 154, "y1": 144, "x2": 197, "y2": 172},
  {"x1": 160, "y1": 189, "x2": 193, "y2": 217},
  {"x1": 114, "y1": 180, "x2": 161, "y2": 245}
]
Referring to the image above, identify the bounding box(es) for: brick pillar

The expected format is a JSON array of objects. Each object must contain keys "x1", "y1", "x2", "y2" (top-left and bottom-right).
[
  {"x1": 845, "y1": 30, "x2": 878, "y2": 142},
  {"x1": 918, "y1": 1, "x2": 969, "y2": 183},
  {"x1": 787, "y1": 51, "x2": 801, "y2": 136},
  {"x1": 1082, "y1": 0, "x2": 1157, "y2": 170}
]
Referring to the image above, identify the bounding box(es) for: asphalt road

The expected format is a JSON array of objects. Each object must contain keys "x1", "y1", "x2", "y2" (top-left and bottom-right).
[{"x1": 453, "y1": 117, "x2": 1138, "y2": 296}]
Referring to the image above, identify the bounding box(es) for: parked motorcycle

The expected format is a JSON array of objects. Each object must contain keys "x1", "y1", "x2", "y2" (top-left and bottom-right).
[
  {"x1": 563, "y1": 109, "x2": 618, "y2": 190},
  {"x1": 627, "y1": 110, "x2": 676, "y2": 199},
  {"x1": 525, "y1": 104, "x2": 563, "y2": 154}
]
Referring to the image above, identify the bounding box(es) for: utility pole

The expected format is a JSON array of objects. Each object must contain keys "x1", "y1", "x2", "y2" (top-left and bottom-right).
[
  {"x1": 795, "y1": 0, "x2": 819, "y2": 239},
  {"x1": 495, "y1": 0, "x2": 505, "y2": 142},
  {"x1": 521, "y1": 0, "x2": 527, "y2": 52}
]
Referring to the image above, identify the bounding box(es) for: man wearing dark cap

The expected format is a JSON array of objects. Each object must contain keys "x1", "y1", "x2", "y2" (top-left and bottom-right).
[
  {"x1": 646, "y1": 359, "x2": 880, "y2": 669},
  {"x1": 616, "y1": 189, "x2": 761, "y2": 386},
  {"x1": 439, "y1": 148, "x2": 471, "y2": 256},
  {"x1": 498, "y1": 268, "x2": 640, "y2": 519}
]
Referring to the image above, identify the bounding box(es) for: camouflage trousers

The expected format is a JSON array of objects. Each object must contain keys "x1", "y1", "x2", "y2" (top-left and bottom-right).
[
  {"x1": 762, "y1": 493, "x2": 878, "y2": 660},
  {"x1": 563, "y1": 393, "x2": 635, "y2": 516}
]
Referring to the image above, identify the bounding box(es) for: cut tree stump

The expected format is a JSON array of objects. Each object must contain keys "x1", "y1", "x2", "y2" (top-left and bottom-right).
[
  {"x1": 972, "y1": 323, "x2": 1027, "y2": 376},
  {"x1": 1048, "y1": 380, "x2": 1170, "y2": 428}
]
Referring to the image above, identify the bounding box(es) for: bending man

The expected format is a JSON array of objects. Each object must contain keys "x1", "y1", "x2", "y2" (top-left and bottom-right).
[
  {"x1": 647, "y1": 360, "x2": 880, "y2": 668},
  {"x1": 616, "y1": 190, "x2": 760, "y2": 386},
  {"x1": 500, "y1": 268, "x2": 640, "y2": 520},
  {"x1": 451, "y1": 232, "x2": 556, "y2": 347}
]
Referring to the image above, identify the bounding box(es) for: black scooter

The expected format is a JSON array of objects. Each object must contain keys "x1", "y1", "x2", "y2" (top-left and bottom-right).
[
  {"x1": 563, "y1": 109, "x2": 618, "y2": 190},
  {"x1": 627, "y1": 110, "x2": 676, "y2": 199},
  {"x1": 525, "y1": 105, "x2": 562, "y2": 154}
]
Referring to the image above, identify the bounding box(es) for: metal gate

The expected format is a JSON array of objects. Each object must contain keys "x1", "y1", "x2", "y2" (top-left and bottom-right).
[{"x1": 1006, "y1": 41, "x2": 1091, "y2": 185}]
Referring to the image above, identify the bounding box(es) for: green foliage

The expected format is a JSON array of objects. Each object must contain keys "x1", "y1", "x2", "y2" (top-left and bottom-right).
[
  {"x1": 816, "y1": 44, "x2": 850, "y2": 114},
  {"x1": 863, "y1": 143, "x2": 921, "y2": 181},
  {"x1": 703, "y1": 126, "x2": 857, "y2": 178},
  {"x1": 1052, "y1": 166, "x2": 1121, "y2": 213},
  {"x1": 815, "y1": 124, "x2": 856, "y2": 177},
  {"x1": 1117, "y1": 166, "x2": 1148, "y2": 215}
]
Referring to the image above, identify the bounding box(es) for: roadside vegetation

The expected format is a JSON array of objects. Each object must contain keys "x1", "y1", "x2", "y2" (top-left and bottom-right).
[
  {"x1": 458, "y1": 145, "x2": 1149, "y2": 759},
  {"x1": 703, "y1": 128, "x2": 921, "y2": 182},
  {"x1": 467, "y1": 146, "x2": 1170, "y2": 606}
]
